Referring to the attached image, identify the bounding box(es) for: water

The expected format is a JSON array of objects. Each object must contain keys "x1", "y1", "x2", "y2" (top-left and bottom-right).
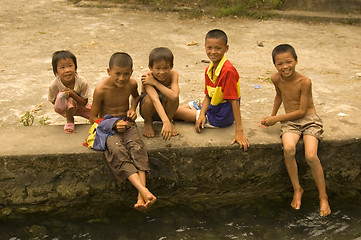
[{"x1": 1, "y1": 193, "x2": 360, "y2": 240}]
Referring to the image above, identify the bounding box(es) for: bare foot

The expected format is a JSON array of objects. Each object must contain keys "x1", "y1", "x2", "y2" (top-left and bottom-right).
[
  {"x1": 319, "y1": 196, "x2": 331, "y2": 216},
  {"x1": 291, "y1": 187, "x2": 304, "y2": 210},
  {"x1": 134, "y1": 195, "x2": 147, "y2": 211},
  {"x1": 171, "y1": 123, "x2": 179, "y2": 136},
  {"x1": 140, "y1": 188, "x2": 157, "y2": 209},
  {"x1": 143, "y1": 121, "x2": 155, "y2": 138}
]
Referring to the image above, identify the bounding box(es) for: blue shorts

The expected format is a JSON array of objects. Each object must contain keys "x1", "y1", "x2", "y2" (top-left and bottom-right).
[{"x1": 188, "y1": 98, "x2": 218, "y2": 128}]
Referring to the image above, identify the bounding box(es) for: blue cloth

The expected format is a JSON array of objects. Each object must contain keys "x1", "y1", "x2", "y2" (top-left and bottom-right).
[
  {"x1": 93, "y1": 115, "x2": 120, "y2": 151},
  {"x1": 207, "y1": 99, "x2": 239, "y2": 128}
]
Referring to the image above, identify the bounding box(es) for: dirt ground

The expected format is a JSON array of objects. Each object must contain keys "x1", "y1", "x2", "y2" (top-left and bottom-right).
[{"x1": 0, "y1": 0, "x2": 360, "y2": 133}]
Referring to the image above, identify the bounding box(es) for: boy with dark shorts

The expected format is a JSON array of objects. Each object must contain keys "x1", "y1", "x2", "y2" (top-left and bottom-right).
[
  {"x1": 140, "y1": 47, "x2": 180, "y2": 140},
  {"x1": 174, "y1": 29, "x2": 249, "y2": 151},
  {"x1": 90, "y1": 52, "x2": 156, "y2": 210},
  {"x1": 261, "y1": 44, "x2": 331, "y2": 216}
]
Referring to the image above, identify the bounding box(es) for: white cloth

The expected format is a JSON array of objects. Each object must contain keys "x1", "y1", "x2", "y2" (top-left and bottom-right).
[{"x1": 48, "y1": 74, "x2": 92, "y2": 103}]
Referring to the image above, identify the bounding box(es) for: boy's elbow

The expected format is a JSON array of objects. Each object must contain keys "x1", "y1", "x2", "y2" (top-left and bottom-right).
[
  {"x1": 298, "y1": 110, "x2": 307, "y2": 118},
  {"x1": 169, "y1": 94, "x2": 179, "y2": 103},
  {"x1": 89, "y1": 116, "x2": 97, "y2": 124}
]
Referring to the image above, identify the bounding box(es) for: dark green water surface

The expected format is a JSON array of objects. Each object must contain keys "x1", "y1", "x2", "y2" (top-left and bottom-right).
[{"x1": 1, "y1": 192, "x2": 360, "y2": 240}]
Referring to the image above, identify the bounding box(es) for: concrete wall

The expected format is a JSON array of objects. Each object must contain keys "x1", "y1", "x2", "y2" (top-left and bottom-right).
[{"x1": 0, "y1": 131, "x2": 360, "y2": 218}]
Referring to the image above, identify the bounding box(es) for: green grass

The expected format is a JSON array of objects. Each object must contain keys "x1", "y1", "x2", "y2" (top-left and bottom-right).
[{"x1": 79, "y1": 0, "x2": 284, "y2": 19}]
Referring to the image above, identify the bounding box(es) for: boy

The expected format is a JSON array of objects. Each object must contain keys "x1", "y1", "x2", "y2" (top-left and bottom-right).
[
  {"x1": 140, "y1": 47, "x2": 179, "y2": 140},
  {"x1": 174, "y1": 29, "x2": 249, "y2": 151},
  {"x1": 48, "y1": 50, "x2": 92, "y2": 133},
  {"x1": 90, "y1": 52, "x2": 156, "y2": 210},
  {"x1": 261, "y1": 44, "x2": 331, "y2": 216}
]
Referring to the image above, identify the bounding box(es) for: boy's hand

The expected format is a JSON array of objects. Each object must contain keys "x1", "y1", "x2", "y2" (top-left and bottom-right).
[
  {"x1": 161, "y1": 121, "x2": 173, "y2": 140},
  {"x1": 141, "y1": 73, "x2": 157, "y2": 86},
  {"x1": 195, "y1": 114, "x2": 206, "y2": 133},
  {"x1": 261, "y1": 116, "x2": 277, "y2": 127},
  {"x1": 231, "y1": 130, "x2": 249, "y2": 151},
  {"x1": 127, "y1": 109, "x2": 137, "y2": 121},
  {"x1": 61, "y1": 88, "x2": 74, "y2": 98},
  {"x1": 115, "y1": 120, "x2": 128, "y2": 133}
]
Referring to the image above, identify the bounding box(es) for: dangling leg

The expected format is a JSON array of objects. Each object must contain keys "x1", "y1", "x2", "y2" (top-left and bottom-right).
[{"x1": 303, "y1": 135, "x2": 331, "y2": 216}]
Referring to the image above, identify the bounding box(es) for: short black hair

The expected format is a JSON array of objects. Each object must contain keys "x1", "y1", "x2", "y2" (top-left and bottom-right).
[
  {"x1": 205, "y1": 29, "x2": 228, "y2": 45},
  {"x1": 148, "y1": 47, "x2": 174, "y2": 68},
  {"x1": 272, "y1": 44, "x2": 298, "y2": 64},
  {"x1": 52, "y1": 50, "x2": 77, "y2": 76},
  {"x1": 109, "y1": 52, "x2": 133, "y2": 70}
]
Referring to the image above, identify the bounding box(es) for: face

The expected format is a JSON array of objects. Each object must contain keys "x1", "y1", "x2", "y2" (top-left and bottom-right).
[
  {"x1": 205, "y1": 38, "x2": 229, "y2": 64},
  {"x1": 149, "y1": 60, "x2": 172, "y2": 82},
  {"x1": 274, "y1": 51, "x2": 298, "y2": 78},
  {"x1": 56, "y1": 58, "x2": 76, "y2": 84},
  {"x1": 107, "y1": 65, "x2": 133, "y2": 88}
]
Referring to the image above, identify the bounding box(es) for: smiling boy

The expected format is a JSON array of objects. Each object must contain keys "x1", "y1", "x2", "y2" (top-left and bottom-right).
[
  {"x1": 261, "y1": 44, "x2": 331, "y2": 216},
  {"x1": 174, "y1": 29, "x2": 249, "y2": 151},
  {"x1": 90, "y1": 52, "x2": 156, "y2": 211},
  {"x1": 140, "y1": 47, "x2": 179, "y2": 140}
]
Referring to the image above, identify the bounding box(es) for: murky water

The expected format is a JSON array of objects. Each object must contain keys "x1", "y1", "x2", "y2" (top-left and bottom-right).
[{"x1": 1, "y1": 193, "x2": 360, "y2": 240}]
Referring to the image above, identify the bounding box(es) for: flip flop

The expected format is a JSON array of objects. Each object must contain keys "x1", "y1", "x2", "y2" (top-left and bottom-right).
[{"x1": 64, "y1": 123, "x2": 75, "y2": 134}]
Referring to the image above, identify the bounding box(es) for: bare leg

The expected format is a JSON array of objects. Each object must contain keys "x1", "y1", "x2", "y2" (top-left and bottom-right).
[
  {"x1": 140, "y1": 96, "x2": 156, "y2": 138},
  {"x1": 303, "y1": 135, "x2": 331, "y2": 216},
  {"x1": 173, "y1": 104, "x2": 197, "y2": 122},
  {"x1": 163, "y1": 96, "x2": 180, "y2": 136},
  {"x1": 133, "y1": 171, "x2": 147, "y2": 211},
  {"x1": 128, "y1": 172, "x2": 156, "y2": 210},
  {"x1": 66, "y1": 108, "x2": 75, "y2": 124},
  {"x1": 282, "y1": 133, "x2": 304, "y2": 210}
]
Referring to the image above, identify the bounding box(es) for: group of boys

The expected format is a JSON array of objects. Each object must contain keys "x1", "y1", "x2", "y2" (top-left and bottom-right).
[{"x1": 48, "y1": 29, "x2": 331, "y2": 216}]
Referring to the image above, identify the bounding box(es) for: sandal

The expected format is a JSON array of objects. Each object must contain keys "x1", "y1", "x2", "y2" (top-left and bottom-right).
[{"x1": 64, "y1": 123, "x2": 75, "y2": 134}]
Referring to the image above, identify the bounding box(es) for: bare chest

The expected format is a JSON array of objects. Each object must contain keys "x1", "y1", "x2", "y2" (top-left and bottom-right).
[{"x1": 278, "y1": 80, "x2": 302, "y2": 101}]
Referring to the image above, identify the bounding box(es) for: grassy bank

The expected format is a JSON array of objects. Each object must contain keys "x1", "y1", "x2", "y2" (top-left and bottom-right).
[{"x1": 78, "y1": 0, "x2": 284, "y2": 18}]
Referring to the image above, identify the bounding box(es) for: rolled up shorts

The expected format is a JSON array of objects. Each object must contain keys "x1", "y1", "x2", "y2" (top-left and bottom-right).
[
  {"x1": 280, "y1": 113, "x2": 323, "y2": 140},
  {"x1": 104, "y1": 126, "x2": 149, "y2": 183}
]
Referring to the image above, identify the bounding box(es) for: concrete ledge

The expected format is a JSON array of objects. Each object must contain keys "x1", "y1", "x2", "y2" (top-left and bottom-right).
[{"x1": 0, "y1": 121, "x2": 360, "y2": 218}]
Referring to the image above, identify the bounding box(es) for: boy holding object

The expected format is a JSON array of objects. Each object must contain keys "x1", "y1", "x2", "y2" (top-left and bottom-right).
[{"x1": 90, "y1": 52, "x2": 156, "y2": 210}]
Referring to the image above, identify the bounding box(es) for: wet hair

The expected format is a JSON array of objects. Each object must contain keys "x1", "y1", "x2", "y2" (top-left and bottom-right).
[
  {"x1": 109, "y1": 52, "x2": 133, "y2": 70},
  {"x1": 205, "y1": 29, "x2": 228, "y2": 45},
  {"x1": 272, "y1": 44, "x2": 298, "y2": 64},
  {"x1": 52, "y1": 50, "x2": 77, "y2": 76},
  {"x1": 148, "y1": 47, "x2": 174, "y2": 68}
]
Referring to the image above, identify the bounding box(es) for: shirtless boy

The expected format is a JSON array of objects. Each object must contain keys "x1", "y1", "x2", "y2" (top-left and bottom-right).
[
  {"x1": 140, "y1": 47, "x2": 179, "y2": 140},
  {"x1": 261, "y1": 44, "x2": 331, "y2": 216},
  {"x1": 90, "y1": 52, "x2": 156, "y2": 210}
]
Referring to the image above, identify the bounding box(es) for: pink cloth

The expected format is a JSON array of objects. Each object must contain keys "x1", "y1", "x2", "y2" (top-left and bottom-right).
[{"x1": 54, "y1": 92, "x2": 91, "y2": 119}]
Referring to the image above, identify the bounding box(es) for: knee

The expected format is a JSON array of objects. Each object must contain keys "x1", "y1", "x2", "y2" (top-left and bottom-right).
[
  {"x1": 128, "y1": 141, "x2": 145, "y2": 158},
  {"x1": 305, "y1": 153, "x2": 320, "y2": 166},
  {"x1": 283, "y1": 145, "x2": 296, "y2": 159},
  {"x1": 142, "y1": 96, "x2": 153, "y2": 106}
]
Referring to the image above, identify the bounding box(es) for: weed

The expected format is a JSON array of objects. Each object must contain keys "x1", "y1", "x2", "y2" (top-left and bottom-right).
[
  {"x1": 20, "y1": 111, "x2": 34, "y2": 126},
  {"x1": 39, "y1": 116, "x2": 51, "y2": 126}
]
